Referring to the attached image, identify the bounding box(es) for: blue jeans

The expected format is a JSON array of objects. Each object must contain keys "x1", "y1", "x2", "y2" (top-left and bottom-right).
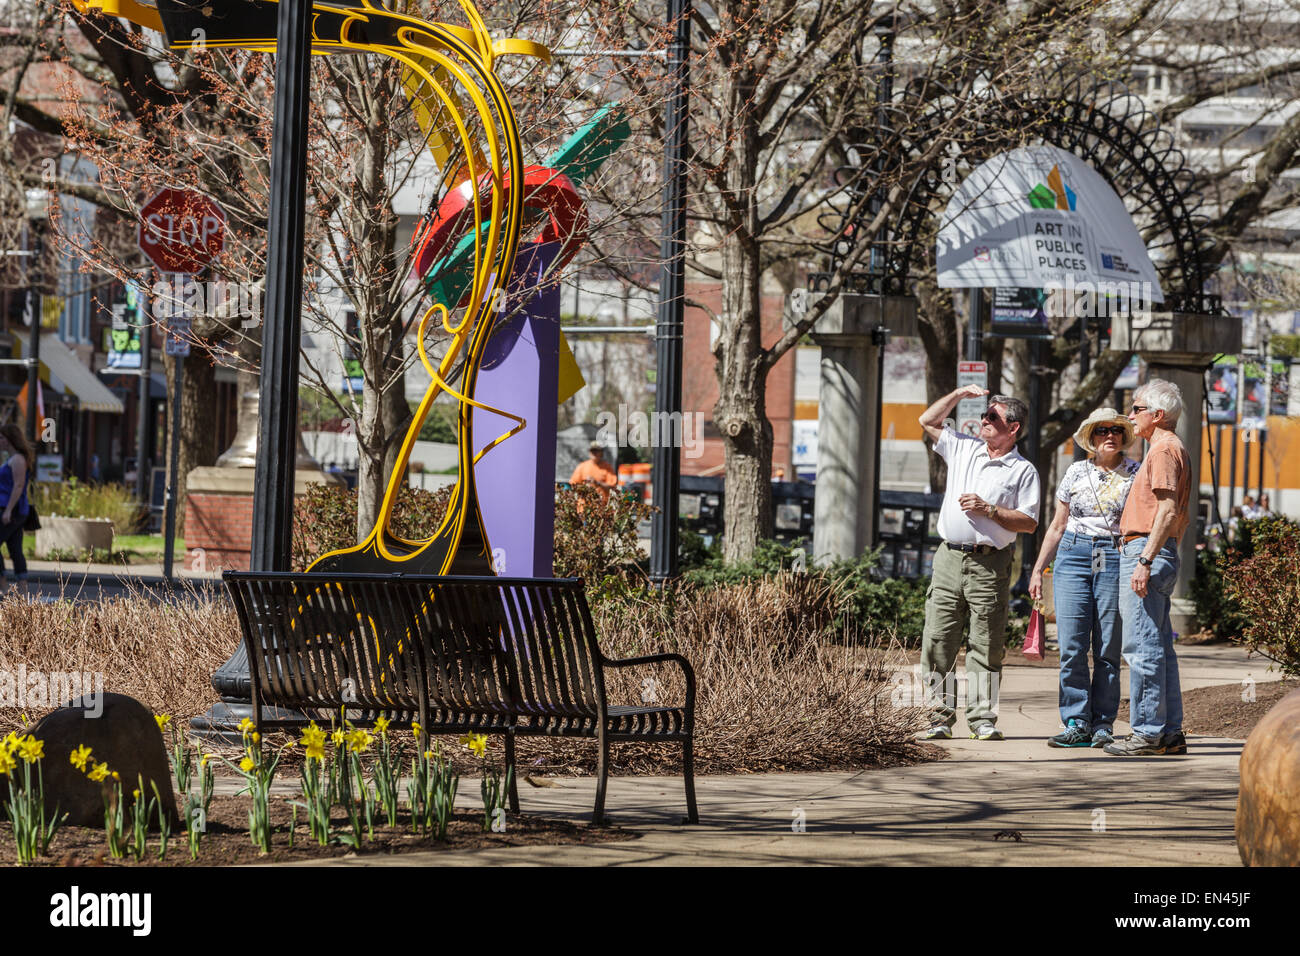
[
  {"x1": 1118, "y1": 537, "x2": 1182, "y2": 739},
  {"x1": 1052, "y1": 532, "x2": 1122, "y2": 731}
]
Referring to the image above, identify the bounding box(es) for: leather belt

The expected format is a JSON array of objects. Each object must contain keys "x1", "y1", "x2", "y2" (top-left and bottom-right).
[
  {"x1": 944, "y1": 541, "x2": 999, "y2": 555},
  {"x1": 1121, "y1": 533, "x2": 1147, "y2": 543}
]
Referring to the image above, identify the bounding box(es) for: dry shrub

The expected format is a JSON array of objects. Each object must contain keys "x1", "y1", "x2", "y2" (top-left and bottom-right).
[
  {"x1": 581, "y1": 574, "x2": 933, "y2": 774},
  {"x1": 0, "y1": 575, "x2": 936, "y2": 776},
  {"x1": 0, "y1": 583, "x2": 236, "y2": 735}
]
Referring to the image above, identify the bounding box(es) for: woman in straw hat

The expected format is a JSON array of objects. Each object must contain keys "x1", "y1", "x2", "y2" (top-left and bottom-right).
[{"x1": 1030, "y1": 408, "x2": 1140, "y2": 748}]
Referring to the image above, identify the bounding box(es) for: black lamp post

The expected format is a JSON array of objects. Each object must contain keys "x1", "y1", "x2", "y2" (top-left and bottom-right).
[
  {"x1": 194, "y1": 0, "x2": 313, "y2": 735},
  {"x1": 649, "y1": 0, "x2": 692, "y2": 583}
]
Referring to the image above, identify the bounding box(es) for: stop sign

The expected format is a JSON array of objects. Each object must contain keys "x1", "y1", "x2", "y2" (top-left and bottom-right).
[{"x1": 138, "y1": 188, "x2": 225, "y2": 274}]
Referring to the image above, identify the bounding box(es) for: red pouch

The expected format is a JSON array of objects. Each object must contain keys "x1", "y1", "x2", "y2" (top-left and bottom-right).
[{"x1": 1023, "y1": 608, "x2": 1045, "y2": 661}]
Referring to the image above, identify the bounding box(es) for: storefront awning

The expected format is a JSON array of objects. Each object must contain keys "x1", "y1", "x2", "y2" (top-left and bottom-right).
[{"x1": 29, "y1": 335, "x2": 125, "y2": 414}]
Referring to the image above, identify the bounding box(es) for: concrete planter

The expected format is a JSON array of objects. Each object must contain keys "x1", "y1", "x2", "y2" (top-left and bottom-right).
[
  {"x1": 1236, "y1": 686, "x2": 1300, "y2": 866},
  {"x1": 34, "y1": 516, "x2": 114, "y2": 559}
]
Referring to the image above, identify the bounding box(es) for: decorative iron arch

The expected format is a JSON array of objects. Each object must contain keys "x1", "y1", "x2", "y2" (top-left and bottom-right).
[{"x1": 810, "y1": 72, "x2": 1222, "y2": 315}]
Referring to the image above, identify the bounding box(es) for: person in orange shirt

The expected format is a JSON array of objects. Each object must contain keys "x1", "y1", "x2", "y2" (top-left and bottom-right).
[{"x1": 570, "y1": 441, "x2": 618, "y2": 503}]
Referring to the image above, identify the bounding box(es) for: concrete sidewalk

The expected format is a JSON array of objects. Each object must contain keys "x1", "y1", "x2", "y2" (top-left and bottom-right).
[{"x1": 298, "y1": 642, "x2": 1264, "y2": 866}]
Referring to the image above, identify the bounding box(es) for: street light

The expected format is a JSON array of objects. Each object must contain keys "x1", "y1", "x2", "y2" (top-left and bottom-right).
[{"x1": 649, "y1": 0, "x2": 692, "y2": 583}]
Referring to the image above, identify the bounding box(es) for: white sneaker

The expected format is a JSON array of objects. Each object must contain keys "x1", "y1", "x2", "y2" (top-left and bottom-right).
[{"x1": 919, "y1": 724, "x2": 953, "y2": 740}]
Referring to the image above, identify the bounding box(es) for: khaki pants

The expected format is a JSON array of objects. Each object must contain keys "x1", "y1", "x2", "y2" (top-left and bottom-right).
[{"x1": 920, "y1": 541, "x2": 1015, "y2": 730}]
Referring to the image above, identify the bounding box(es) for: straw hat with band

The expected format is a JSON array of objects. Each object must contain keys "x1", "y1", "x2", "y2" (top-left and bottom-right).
[{"x1": 1073, "y1": 407, "x2": 1133, "y2": 457}]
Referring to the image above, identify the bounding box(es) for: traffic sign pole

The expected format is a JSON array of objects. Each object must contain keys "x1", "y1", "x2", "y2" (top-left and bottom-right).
[
  {"x1": 164, "y1": 352, "x2": 183, "y2": 582},
  {"x1": 162, "y1": 307, "x2": 191, "y2": 583}
]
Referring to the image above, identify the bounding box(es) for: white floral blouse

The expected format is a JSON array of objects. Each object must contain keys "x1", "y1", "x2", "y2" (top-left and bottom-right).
[{"x1": 1055, "y1": 457, "x2": 1141, "y2": 536}]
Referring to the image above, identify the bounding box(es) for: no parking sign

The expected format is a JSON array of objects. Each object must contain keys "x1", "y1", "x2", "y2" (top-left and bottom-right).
[{"x1": 956, "y1": 360, "x2": 988, "y2": 435}]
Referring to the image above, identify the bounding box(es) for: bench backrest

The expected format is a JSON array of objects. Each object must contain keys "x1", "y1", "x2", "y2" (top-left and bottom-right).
[
  {"x1": 225, "y1": 573, "x2": 603, "y2": 720},
  {"x1": 226, "y1": 574, "x2": 429, "y2": 715},
  {"x1": 492, "y1": 579, "x2": 605, "y2": 721}
]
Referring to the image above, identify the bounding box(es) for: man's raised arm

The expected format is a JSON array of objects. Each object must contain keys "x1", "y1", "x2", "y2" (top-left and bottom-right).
[{"x1": 919, "y1": 384, "x2": 989, "y2": 443}]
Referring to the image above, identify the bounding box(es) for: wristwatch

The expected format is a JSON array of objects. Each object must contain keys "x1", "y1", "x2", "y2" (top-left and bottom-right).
[{"x1": 1137, "y1": 556, "x2": 1153, "y2": 567}]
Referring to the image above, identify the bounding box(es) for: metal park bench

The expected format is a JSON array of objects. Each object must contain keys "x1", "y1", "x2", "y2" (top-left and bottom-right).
[{"x1": 224, "y1": 572, "x2": 698, "y2": 825}]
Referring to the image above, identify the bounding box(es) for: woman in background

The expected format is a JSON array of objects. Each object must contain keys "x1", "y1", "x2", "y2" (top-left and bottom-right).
[
  {"x1": 0, "y1": 423, "x2": 34, "y2": 594},
  {"x1": 1030, "y1": 409, "x2": 1140, "y2": 748}
]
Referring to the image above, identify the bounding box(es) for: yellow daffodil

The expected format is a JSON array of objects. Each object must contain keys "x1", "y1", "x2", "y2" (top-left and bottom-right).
[
  {"x1": 374, "y1": 715, "x2": 391, "y2": 737},
  {"x1": 460, "y1": 733, "x2": 488, "y2": 759},
  {"x1": 87, "y1": 761, "x2": 110, "y2": 782},
  {"x1": 251, "y1": 731, "x2": 261, "y2": 744},
  {"x1": 2, "y1": 731, "x2": 19, "y2": 754},
  {"x1": 17, "y1": 736, "x2": 44, "y2": 763},
  {"x1": 132, "y1": 788, "x2": 141, "y2": 799},
  {"x1": 111, "y1": 771, "x2": 120, "y2": 781},
  {"x1": 347, "y1": 728, "x2": 373, "y2": 753},
  {"x1": 0, "y1": 750, "x2": 15, "y2": 775},
  {"x1": 69, "y1": 745, "x2": 93, "y2": 772},
  {"x1": 412, "y1": 721, "x2": 422, "y2": 738},
  {"x1": 331, "y1": 728, "x2": 347, "y2": 748},
  {"x1": 154, "y1": 714, "x2": 172, "y2": 732},
  {"x1": 200, "y1": 753, "x2": 211, "y2": 768},
  {"x1": 240, "y1": 756, "x2": 255, "y2": 773}
]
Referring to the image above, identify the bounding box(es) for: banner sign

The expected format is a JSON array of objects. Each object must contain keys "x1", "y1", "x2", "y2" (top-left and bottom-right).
[
  {"x1": 991, "y1": 287, "x2": 1050, "y2": 337},
  {"x1": 937, "y1": 146, "x2": 1165, "y2": 303},
  {"x1": 1269, "y1": 358, "x2": 1289, "y2": 417},
  {"x1": 1241, "y1": 361, "x2": 1267, "y2": 422},
  {"x1": 1207, "y1": 357, "x2": 1238, "y2": 425}
]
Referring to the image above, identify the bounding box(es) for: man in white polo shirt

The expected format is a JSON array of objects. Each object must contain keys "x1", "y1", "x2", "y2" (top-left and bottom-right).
[{"x1": 917, "y1": 385, "x2": 1041, "y2": 740}]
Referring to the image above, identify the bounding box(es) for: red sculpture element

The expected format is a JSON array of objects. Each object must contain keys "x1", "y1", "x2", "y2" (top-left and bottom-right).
[{"x1": 411, "y1": 165, "x2": 587, "y2": 305}]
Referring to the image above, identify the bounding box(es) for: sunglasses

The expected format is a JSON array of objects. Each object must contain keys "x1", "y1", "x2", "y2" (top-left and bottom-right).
[
  {"x1": 980, "y1": 409, "x2": 1003, "y2": 424},
  {"x1": 1093, "y1": 426, "x2": 1126, "y2": 438},
  {"x1": 1130, "y1": 405, "x2": 1149, "y2": 414}
]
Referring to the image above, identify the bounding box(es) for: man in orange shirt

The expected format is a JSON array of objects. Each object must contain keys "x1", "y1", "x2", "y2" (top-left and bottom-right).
[
  {"x1": 570, "y1": 441, "x2": 618, "y2": 503},
  {"x1": 1106, "y1": 379, "x2": 1191, "y2": 757}
]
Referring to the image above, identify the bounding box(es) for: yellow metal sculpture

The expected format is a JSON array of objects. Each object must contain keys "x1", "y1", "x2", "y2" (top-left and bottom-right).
[{"x1": 74, "y1": 0, "x2": 545, "y2": 575}]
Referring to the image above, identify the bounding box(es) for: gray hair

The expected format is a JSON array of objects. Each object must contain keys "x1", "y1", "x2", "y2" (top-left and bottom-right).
[
  {"x1": 989, "y1": 394, "x2": 1029, "y2": 433},
  {"x1": 1134, "y1": 379, "x2": 1184, "y2": 427}
]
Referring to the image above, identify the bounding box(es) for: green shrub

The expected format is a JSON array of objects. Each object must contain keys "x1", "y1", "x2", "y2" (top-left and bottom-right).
[
  {"x1": 553, "y1": 484, "x2": 654, "y2": 598},
  {"x1": 1221, "y1": 516, "x2": 1300, "y2": 678},
  {"x1": 681, "y1": 540, "x2": 929, "y2": 644},
  {"x1": 1193, "y1": 517, "x2": 1274, "y2": 641},
  {"x1": 291, "y1": 482, "x2": 454, "y2": 570},
  {"x1": 30, "y1": 477, "x2": 142, "y2": 533}
]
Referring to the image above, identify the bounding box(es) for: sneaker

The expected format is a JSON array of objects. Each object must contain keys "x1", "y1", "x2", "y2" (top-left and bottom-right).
[
  {"x1": 919, "y1": 724, "x2": 953, "y2": 740},
  {"x1": 1090, "y1": 728, "x2": 1115, "y2": 748},
  {"x1": 1162, "y1": 731, "x2": 1187, "y2": 755},
  {"x1": 1103, "y1": 733, "x2": 1167, "y2": 756},
  {"x1": 970, "y1": 723, "x2": 1004, "y2": 741},
  {"x1": 1048, "y1": 720, "x2": 1092, "y2": 748}
]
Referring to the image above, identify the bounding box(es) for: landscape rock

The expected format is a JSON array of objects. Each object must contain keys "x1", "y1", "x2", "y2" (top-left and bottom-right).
[
  {"x1": 1236, "y1": 686, "x2": 1300, "y2": 866},
  {"x1": 28, "y1": 692, "x2": 180, "y2": 828}
]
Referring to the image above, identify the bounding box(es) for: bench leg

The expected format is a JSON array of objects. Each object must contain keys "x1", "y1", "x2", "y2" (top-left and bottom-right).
[
  {"x1": 505, "y1": 729, "x2": 520, "y2": 814},
  {"x1": 683, "y1": 737, "x2": 699, "y2": 824},
  {"x1": 592, "y1": 732, "x2": 609, "y2": 826}
]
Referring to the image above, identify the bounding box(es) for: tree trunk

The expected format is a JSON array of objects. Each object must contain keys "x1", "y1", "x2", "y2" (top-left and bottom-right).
[
  {"x1": 715, "y1": 232, "x2": 772, "y2": 563},
  {"x1": 916, "y1": 280, "x2": 958, "y2": 494},
  {"x1": 715, "y1": 64, "x2": 772, "y2": 564}
]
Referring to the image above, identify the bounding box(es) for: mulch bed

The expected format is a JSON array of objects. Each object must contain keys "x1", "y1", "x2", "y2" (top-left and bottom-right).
[
  {"x1": 0, "y1": 794, "x2": 634, "y2": 866},
  {"x1": 1118, "y1": 679, "x2": 1296, "y2": 740}
]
